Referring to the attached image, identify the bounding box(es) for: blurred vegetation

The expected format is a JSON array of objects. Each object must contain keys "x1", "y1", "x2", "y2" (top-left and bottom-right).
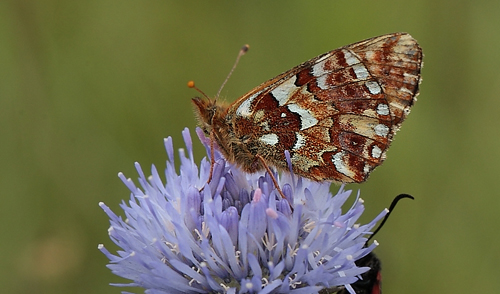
[{"x1": 1, "y1": 0, "x2": 500, "y2": 293}]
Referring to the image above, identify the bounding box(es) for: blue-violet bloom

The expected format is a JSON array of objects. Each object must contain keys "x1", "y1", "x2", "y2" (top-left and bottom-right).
[{"x1": 99, "y1": 127, "x2": 387, "y2": 294}]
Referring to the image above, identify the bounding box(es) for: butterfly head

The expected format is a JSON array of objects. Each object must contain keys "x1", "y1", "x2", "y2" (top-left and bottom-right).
[
  {"x1": 191, "y1": 96, "x2": 220, "y2": 135},
  {"x1": 188, "y1": 81, "x2": 217, "y2": 135}
]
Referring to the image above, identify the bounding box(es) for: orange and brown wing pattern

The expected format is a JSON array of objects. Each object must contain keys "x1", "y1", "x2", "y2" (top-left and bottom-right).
[{"x1": 226, "y1": 33, "x2": 422, "y2": 182}]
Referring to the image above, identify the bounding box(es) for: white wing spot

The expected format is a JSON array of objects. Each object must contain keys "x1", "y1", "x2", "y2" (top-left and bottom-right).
[
  {"x1": 363, "y1": 164, "x2": 371, "y2": 175},
  {"x1": 259, "y1": 133, "x2": 279, "y2": 146},
  {"x1": 376, "y1": 104, "x2": 389, "y2": 116},
  {"x1": 271, "y1": 75, "x2": 298, "y2": 106},
  {"x1": 281, "y1": 112, "x2": 286, "y2": 118},
  {"x1": 312, "y1": 58, "x2": 329, "y2": 90},
  {"x1": 371, "y1": 145, "x2": 382, "y2": 158},
  {"x1": 332, "y1": 152, "x2": 351, "y2": 177},
  {"x1": 293, "y1": 132, "x2": 306, "y2": 151},
  {"x1": 365, "y1": 81, "x2": 381, "y2": 94},
  {"x1": 236, "y1": 91, "x2": 260, "y2": 117},
  {"x1": 342, "y1": 49, "x2": 360, "y2": 66},
  {"x1": 312, "y1": 58, "x2": 328, "y2": 77},
  {"x1": 316, "y1": 75, "x2": 328, "y2": 90},
  {"x1": 374, "y1": 124, "x2": 389, "y2": 137},
  {"x1": 287, "y1": 104, "x2": 318, "y2": 130},
  {"x1": 352, "y1": 63, "x2": 370, "y2": 80}
]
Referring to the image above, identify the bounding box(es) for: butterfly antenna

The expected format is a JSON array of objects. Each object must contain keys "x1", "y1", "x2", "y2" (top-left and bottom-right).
[
  {"x1": 215, "y1": 44, "x2": 250, "y2": 100},
  {"x1": 366, "y1": 193, "x2": 414, "y2": 244},
  {"x1": 187, "y1": 80, "x2": 210, "y2": 100}
]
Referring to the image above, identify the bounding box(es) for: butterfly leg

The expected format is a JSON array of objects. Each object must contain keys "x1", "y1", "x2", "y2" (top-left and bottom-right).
[
  {"x1": 199, "y1": 131, "x2": 217, "y2": 193},
  {"x1": 206, "y1": 131, "x2": 216, "y2": 184},
  {"x1": 255, "y1": 154, "x2": 287, "y2": 200}
]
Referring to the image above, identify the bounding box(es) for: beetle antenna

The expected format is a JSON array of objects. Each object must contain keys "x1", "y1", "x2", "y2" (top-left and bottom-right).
[{"x1": 367, "y1": 193, "x2": 415, "y2": 244}]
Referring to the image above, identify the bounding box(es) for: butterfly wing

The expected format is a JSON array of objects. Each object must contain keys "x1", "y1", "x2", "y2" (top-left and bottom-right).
[{"x1": 228, "y1": 32, "x2": 422, "y2": 182}]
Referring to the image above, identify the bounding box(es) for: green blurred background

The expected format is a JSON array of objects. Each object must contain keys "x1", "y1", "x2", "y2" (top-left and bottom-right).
[{"x1": 1, "y1": 0, "x2": 499, "y2": 293}]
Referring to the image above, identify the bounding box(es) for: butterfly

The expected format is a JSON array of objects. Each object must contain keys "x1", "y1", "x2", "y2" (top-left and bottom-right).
[{"x1": 192, "y1": 33, "x2": 422, "y2": 184}]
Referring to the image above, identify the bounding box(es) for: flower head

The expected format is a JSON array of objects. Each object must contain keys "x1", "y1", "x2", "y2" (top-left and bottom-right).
[{"x1": 99, "y1": 128, "x2": 387, "y2": 294}]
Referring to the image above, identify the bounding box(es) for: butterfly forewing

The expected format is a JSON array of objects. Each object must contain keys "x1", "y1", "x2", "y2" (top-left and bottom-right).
[{"x1": 193, "y1": 32, "x2": 422, "y2": 183}]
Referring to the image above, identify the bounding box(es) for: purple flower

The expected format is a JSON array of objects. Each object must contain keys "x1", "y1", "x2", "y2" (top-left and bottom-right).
[{"x1": 99, "y1": 128, "x2": 387, "y2": 294}]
